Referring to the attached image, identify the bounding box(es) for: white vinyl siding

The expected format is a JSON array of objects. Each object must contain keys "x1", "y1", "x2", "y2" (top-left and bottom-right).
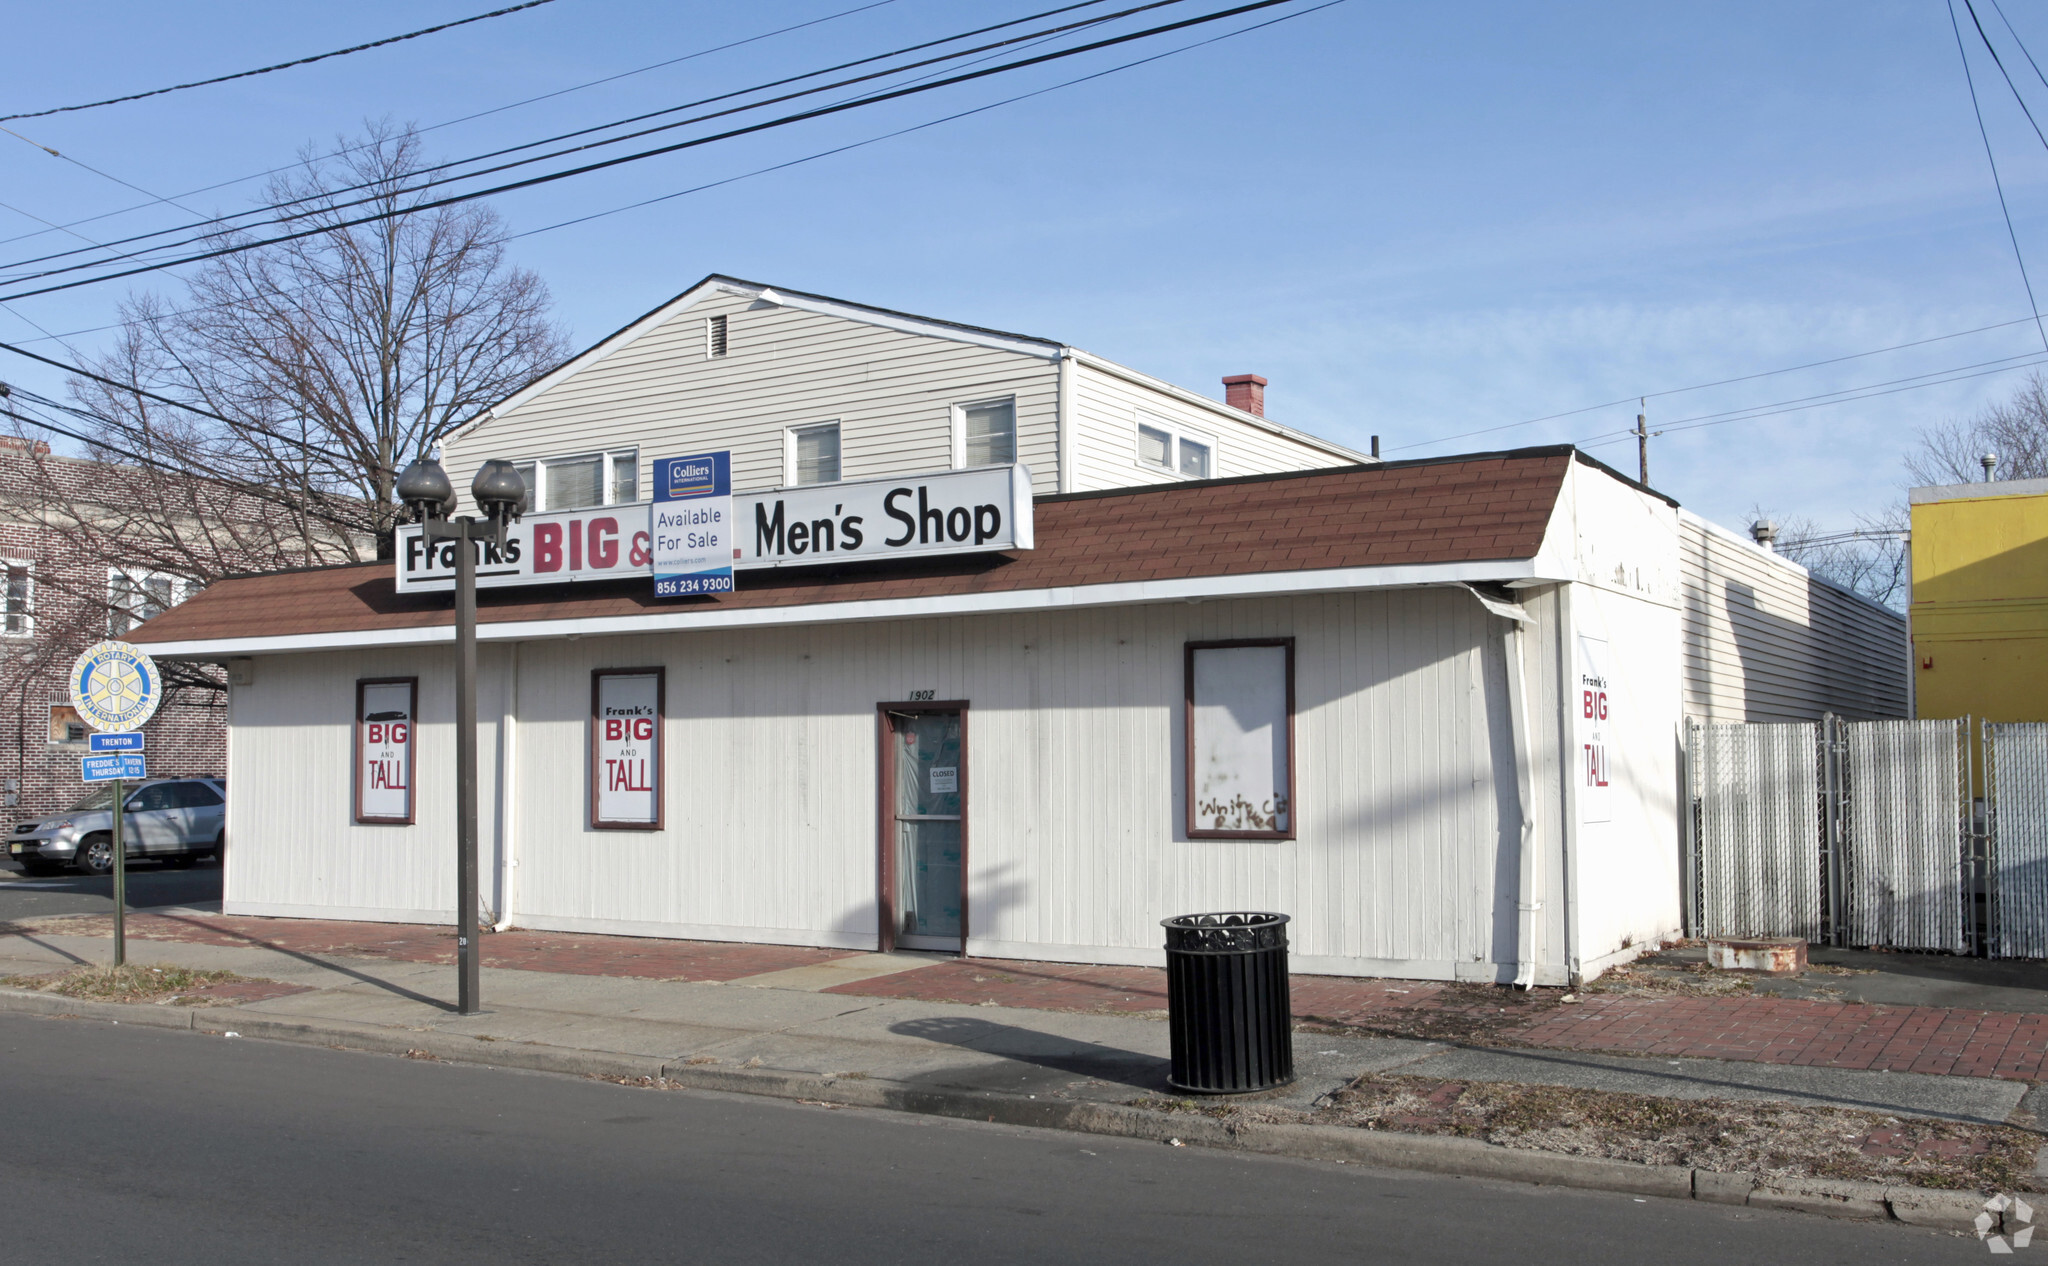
[
  {"x1": 1068, "y1": 359, "x2": 1352, "y2": 492},
  {"x1": 220, "y1": 587, "x2": 1576, "y2": 981},
  {"x1": 1678, "y1": 511, "x2": 1908, "y2": 723},
  {"x1": 444, "y1": 294, "x2": 1064, "y2": 497}
]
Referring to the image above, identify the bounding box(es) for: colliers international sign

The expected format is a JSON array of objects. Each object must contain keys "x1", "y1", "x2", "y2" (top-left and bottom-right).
[{"x1": 395, "y1": 462, "x2": 1035, "y2": 594}]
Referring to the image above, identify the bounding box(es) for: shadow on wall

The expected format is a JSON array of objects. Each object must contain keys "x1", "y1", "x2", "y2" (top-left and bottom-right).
[{"x1": 1713, "y1": 578, "x2": 1906, "y2": 724}]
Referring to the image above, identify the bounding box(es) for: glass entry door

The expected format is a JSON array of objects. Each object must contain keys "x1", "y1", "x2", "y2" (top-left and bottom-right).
[{"x1": 886, "y1": 708, "x2": 964, "y2": 952}]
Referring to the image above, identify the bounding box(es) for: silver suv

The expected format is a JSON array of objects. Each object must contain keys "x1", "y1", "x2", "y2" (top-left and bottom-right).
[{"x1": 7, "y1": 778, "x2": 226, "y2": 876}]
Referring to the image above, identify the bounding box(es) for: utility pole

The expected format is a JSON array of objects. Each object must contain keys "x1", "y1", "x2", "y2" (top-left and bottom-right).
[{"x1": 1635, "y1": 399, "x2": 1650, "y2": 487}]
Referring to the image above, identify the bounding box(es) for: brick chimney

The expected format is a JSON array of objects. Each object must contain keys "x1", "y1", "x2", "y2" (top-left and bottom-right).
[{"x1": 1222, "y1": 374, "x2": 1266, "y2": 417}]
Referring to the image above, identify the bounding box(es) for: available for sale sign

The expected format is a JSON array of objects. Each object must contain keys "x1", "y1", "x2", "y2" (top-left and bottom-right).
[
  {"x1": 356, "y1": 678, "x2": 417, "y2": 824},
  {"x1": 652, "y1": 452, "x2": 733, "y2": 597},
  {"x1": 592, "y1": 669, "x2": 662, "y2": 828}
]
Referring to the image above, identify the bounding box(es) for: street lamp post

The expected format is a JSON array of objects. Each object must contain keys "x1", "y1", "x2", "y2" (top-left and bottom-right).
[{"x1": 394, "y1": 455, "x2": 526, "y2": 1016}]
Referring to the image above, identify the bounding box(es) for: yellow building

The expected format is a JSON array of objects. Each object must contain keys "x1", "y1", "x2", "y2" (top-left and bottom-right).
[{"x1": 1910, "y1": 477, "x2": 2048, "y2": 722}]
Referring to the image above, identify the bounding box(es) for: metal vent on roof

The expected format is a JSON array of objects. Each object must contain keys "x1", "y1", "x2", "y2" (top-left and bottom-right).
[{"x1": 707, "y1": 314, "x2": 729, "y2": 358}]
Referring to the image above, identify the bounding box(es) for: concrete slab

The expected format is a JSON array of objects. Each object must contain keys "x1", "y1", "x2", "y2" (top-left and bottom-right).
[
  {"x1": 1398, "y1": 1045, "x2": 2030, "y2": 1125},
  {"x1": 730, "y1": 951, "x2": 949, "y2": 992}
]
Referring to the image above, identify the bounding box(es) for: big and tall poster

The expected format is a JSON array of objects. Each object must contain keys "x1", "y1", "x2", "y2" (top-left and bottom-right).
[
  {"x1": 592, "y1": 669, "x2": 663, "y2": 829},
  {"x1": 1575, "y1": 635, "x2": 1613, "y2": 825},
  {"x1": 355, "y1": 678, "x2": 416, "y2": 824}
]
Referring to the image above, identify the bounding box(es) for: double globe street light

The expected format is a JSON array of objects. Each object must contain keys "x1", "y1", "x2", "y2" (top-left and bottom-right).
[{"x1": 394, "y1": 455, "x2": 527, "y2": 1015}]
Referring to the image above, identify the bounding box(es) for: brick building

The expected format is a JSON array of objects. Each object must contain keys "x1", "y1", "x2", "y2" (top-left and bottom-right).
[{"x1": 0, "y1": 437, "x2": 224, "y2": 822}]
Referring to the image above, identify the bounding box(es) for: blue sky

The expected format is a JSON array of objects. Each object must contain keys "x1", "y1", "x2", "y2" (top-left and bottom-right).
[{"x1": 2, "y1": 0, "x2": 2046, "y2": 535}]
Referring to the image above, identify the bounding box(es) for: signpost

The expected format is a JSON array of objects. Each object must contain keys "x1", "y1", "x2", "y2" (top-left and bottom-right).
[{"x1": 68, "y1": 640, "x2": 162, "y2": 968}]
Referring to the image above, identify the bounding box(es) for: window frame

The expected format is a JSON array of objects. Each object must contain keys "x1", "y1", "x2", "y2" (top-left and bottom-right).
[
  {"x1": 1183, "y1": 638, "x2": 1296, "y2": 841},
  {"x1": 106, "y1": 566, "x2": 183, "y2": 637},
  {"x1": 590, "y1": 667, "x2": 665, "y2": 831},
  {"x1": 512, "y1": 448, "x2": 641, "y2": 513},
  {"x1": 0, "y1": 558, "x2": 32, "y2": 638},
  {"x1": 785, "y1": 421, "x2": 843, "y2": 486},
  {"x1": 353, "y1": 677, "x2": 418, "y2": 827},
  {"x1": 951, "y1": 395, "x2": 1019, "y2": 469},
  {"x1": 1134, "y1": 412, "x2": 1219, "y2": 481}
]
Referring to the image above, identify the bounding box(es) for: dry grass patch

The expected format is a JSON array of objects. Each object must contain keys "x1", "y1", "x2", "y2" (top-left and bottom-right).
[
  {"x1": 1143, "y1": 1074, "x2": 2037, "y2": 1192},
  {"x1": 3, "y1": 962, "x2": 249, "y2": 1006}
]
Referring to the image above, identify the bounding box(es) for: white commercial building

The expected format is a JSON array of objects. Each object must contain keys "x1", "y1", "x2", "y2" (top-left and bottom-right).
[{"x1": 129, "y1": 277, "x2": 1906, "y2": 983}]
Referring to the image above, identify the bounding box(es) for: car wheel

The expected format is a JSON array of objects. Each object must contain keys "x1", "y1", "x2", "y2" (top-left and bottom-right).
[
  {"x1": 210, "y1": 831, "x2": 225, "y2": 865},
  {"x1": 75, "y1": 833, "x2": 114, "y2": 875}
]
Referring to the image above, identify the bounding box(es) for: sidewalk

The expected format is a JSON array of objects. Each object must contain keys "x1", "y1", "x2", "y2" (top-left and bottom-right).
[{"x1": 2, "y1": 910, "x2": 2043, "y2": 1228}]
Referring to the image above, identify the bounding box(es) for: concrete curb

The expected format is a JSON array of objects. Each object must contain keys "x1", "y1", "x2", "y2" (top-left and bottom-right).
[{"x1": 0, "y1": 988, "x2": 2008, "y2": 1233}]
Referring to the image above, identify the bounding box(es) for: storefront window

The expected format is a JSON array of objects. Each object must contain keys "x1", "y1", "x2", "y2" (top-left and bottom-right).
[{"x1": 1185, "y1": 640, "x2": 1295, "y2": 839}]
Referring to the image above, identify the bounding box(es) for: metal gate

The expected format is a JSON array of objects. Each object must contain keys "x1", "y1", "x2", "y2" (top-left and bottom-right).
[
  {"x1": 1691, "y1": 721, "x2": 1821, "y2": 942},
  {"x1": 1838, "y1": 720, "x2": 1971, "y2": 953},
  {"x1": 1986, "y1": 722, "x2": 2048, "y2": 959},
  {"x1": 1689, "y1": 716, "x2": 1976, "y2": 953}
]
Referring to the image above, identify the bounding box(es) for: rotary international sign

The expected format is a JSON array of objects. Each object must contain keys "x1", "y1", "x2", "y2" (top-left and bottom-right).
[{"x1": 69, "y1": 640, "x2": 162, "y2": 734}]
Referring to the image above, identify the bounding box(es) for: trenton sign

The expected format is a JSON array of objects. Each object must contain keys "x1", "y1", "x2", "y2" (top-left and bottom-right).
[{"x1": 394, "y1": 461, "x2": 1035, "y2": 594}]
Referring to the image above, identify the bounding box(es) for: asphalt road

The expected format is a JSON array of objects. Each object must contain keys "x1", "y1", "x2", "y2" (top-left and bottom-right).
[
  {"x1": 0, "y1": 855, "x2": 220, "y2": 920},
  {"x1": 0, "y1": 1012, "x2": 1977, "y2": 1265}
]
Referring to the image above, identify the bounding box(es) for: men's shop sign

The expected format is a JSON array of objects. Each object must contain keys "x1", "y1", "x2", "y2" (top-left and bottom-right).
[{"x1": 394, "y1": 463, "x2": 1034, "y2": 594}]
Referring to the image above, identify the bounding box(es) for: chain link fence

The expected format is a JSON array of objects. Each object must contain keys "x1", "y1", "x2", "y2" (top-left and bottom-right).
[{"x1": 1689, "y1": 716, "x2": 1998, "y2": 955}]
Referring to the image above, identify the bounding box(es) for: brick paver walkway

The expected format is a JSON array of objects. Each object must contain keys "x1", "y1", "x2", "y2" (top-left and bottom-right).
[
  {"x1": 1512, "y1": 994, "x2": 2048, "y2": 1080},
  {"x1": 825, "y1": 956, "x2": 1453, "y2": 1023},
  {"x1": 13, "y1": 914, "x2": 2048, "y2": 1080},
  {"x1": 11, "y1": 912, "x2": 858, "y2": 983}
]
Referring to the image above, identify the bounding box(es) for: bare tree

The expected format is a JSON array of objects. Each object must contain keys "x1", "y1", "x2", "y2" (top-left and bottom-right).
[
  {"x1": 1755, "y1": 506, "x2": 1909, "y2": 610},
  {"x1": 1909, "y1": 370, "x2": 2048, "y2": 486},
  {"x1": 45, "y1": 119, "x2": 570, "y2": 584}
]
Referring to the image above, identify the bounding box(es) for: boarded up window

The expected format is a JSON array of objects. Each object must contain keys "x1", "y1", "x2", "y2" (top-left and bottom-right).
[
  {"x1": 1185, "y1": 640, "x2": 1294, "y2": 839},
  {"x1": 355, "y1": 678, "x2": 417, "y2": 824},
  {"x1": 592, "y1": 669, "x2": 663, "y2": 829}
]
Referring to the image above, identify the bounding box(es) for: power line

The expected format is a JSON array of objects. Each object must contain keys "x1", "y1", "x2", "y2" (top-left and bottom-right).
[
  {"x1": 0, "y1": 0, "x2": 1171, "y2": 278},
  {"x1": 1386, "y1": 312, "x2": 2048, "y2": 453},
  {"x1": 1950, "y1": 0, "x2": 2048, "y2": 353},
  {"x1": 0, "y1": 337, "x2": 352, "y2": 461},
  {"x1": 0, "y1": 0, "x2": 909, "y2": 253},
  {"x1": 0, "y1": 0, "x2": 1307, "y2": 302},
  {"x1": 1573, "y1": 350, "x2": 2048, "y2": 449},
  {"x1": 0, "y1": 0, "x2": 561, "y2": 122}
]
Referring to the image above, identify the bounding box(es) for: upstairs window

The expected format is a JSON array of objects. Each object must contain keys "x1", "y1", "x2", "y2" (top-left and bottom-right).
[
  {"x1": 957, "y1": 398, "x2": 1017, "y2": 467},
  {"x1": 108, "y1": 569, "x2": 179, "y2": 636},
  {"x1": 513, "y1": 449, "x2": 640, "y2": 512},
  {"x1": 706, "y1": 313, "x2": 729, "y2": 358},
  {"x1": 790, "y1": 422, "x2": 841, "y2": 485},
  {"x1": 1136, "y1": 414, "x2": 1215, "y2": 480},
  {"x1": 1, "y1": 561, "x2": 30, "y2": 637}
]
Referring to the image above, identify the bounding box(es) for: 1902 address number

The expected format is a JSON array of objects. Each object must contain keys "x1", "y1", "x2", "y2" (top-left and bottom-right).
[{"x1": 907, "y1": 689, "x2": 935, "y2": 701}]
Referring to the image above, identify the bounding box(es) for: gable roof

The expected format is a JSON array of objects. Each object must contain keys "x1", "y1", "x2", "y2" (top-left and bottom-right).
[
  {"x1": 129, "y1": 447, "x2": 1583, "y2": 657},
  {"x1": 447, "y1": 274, "x2": 1367, "y2": 464}
]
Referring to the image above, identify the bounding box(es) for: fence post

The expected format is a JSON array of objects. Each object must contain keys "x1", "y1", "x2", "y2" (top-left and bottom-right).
[
  {"x1": 1682, "y1": 720, "x2": 1699, "y2": 938},
  {"x1": 1822, "y1": 714, "x2": 1843, "y2": 947}
]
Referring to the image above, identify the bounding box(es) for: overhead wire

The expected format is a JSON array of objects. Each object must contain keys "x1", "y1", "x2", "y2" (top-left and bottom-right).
[
  {"x1": 0, "y1": 0, "x2": 561, "y2": 122},
  {"x1": 0, "y1": 0, "x2": 910, "y2": 252},
  {"x1": 0, "y1": 0, "x2": 1308, "y2": 301},
  {"x1": 0, "y1": 0, "x2": 1180, "y2": 278},
  {"x1": 1948, "y1": 0, "x2": 2048, "y2": 352}
]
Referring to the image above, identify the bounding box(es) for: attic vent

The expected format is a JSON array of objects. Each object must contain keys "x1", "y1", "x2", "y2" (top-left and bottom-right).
[{"x1": 706, "y1": 314, "x2": 729, "y2": 358}]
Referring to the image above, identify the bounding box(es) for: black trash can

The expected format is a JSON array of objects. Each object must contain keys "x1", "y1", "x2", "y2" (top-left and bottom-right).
[{"x1": 1161, "y1": 912, "x2": 1293, "y2": 1094}]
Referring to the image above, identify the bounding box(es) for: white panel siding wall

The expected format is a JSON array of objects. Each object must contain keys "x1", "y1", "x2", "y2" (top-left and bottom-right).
[
  {"x1": 1679, "y1": 511, "x2": 1908, "y2": 723},
  {"x1": 224, "y1": 644, "x2": 513, "y2": 923},
  {"x1": 445, "y1": 292, "x2": 1064, "y2": 496},
  {"x1": 1067, "y1": 359, "x2": 1360, "y2": 492},
  {"x1": 501, "y1": 588, "x2": 1556, "y2": 975}
]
